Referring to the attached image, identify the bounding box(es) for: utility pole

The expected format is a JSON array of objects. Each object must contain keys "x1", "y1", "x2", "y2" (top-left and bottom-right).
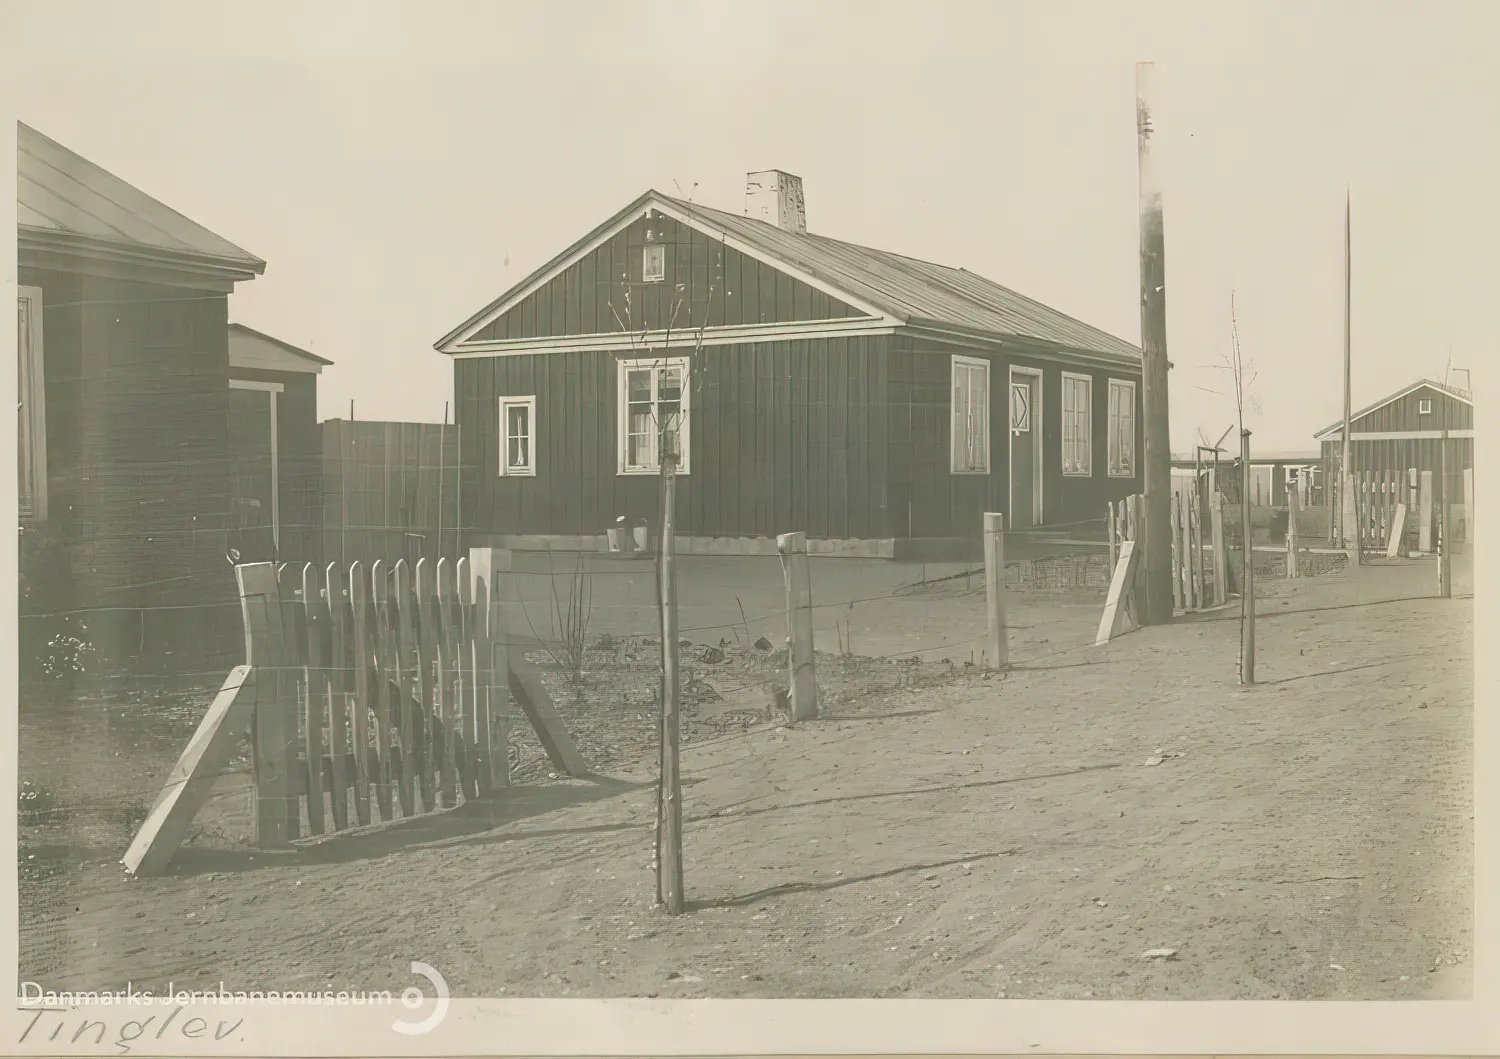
[
  {"x1": 1340, "y1": 192, "x2": 1360, "y2": 564},
  {"x1": 1135, "y1": 61, "x2": 1173, "y2": 625}
]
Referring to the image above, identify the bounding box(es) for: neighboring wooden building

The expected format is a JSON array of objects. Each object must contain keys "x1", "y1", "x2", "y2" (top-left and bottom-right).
[
  {"x1": 1315, "y1": 377, "x2": 1474, "y2": 542},
  {"x1": 226, "y1": 323, "x2": 332, "y2": 566},
  {"x1": 435, "y1": 172, "x2": 1144, "y2": 559},
  {"x1": 18, "y1": 121, "x2": 266, "y2": 662},
  {"x1": 1171, "y1": 450, "x2": 1322, "y2": 508}
]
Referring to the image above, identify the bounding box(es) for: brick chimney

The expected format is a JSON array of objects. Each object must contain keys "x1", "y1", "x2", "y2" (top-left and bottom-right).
[{"x1": 745, "y1": 170, "x2": 806, "y2": 234}]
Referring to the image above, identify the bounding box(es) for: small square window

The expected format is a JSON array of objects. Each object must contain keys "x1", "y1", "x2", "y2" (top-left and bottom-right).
[
  {"x1": 1419, "y1": 398, "x2": 1432, "y2": 415},
  {"x1": 642, "y1": 244, "x2": 665, "y2": 283}
]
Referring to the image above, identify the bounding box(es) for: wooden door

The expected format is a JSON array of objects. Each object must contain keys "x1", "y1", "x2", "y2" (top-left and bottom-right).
[
  {"x1": 1009, "y1": 375, "x2": 1038, "y2": 529},
  {"x1": 229, "y1": 387, "x2": 277, "y2": 562}
]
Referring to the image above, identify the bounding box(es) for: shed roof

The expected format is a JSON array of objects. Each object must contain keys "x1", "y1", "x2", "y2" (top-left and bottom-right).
[
  {"x1": 17, "y1": 121, "x2": 265, "y2": 278},
  {"x1": 1313, "y1": 378, "x2": 1472, "y2": 440},
  {"x1": 229, "y1": 323, "x2": 334, "y2": 374}
]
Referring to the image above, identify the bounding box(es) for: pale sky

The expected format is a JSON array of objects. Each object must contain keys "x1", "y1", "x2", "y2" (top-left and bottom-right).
[{"x1": 8, "y1": 0, "x2": 1497, "y2": 452}]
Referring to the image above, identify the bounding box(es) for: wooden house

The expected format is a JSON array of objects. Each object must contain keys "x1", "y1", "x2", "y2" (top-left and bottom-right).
[
  {"x1": 226, "y1": 323, "x2": 332, "y2": 566},
  {"x1": 18, "y1": 121, "x2": 266, "y2": 662},
  {"x1": 1315, "y1": 377, "x2": 1474, "y2": 543},
  {"x1": 435, "y1": 171, "x2": 1144, "y2": 559}
]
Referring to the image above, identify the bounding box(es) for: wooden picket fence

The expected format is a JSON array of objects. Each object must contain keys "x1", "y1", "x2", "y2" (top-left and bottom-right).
[
  {"x1": 234, "y1": 556, "x2": 508, "y2": 847},
  {"x1": 1106, "y1": 489, "x2": 1229, "y2": 615},
  {"x1": 121, "y1": 550, "x2": 591, "y2": 876}
]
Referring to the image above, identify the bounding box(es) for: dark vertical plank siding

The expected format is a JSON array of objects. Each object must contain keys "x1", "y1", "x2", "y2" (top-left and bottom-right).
[
  {"x1": 19, "y1": 268, "x2": 238, "y2": 660},
  {"x1": 884, "y1": 336, "x2": 1142, "y2": 538},
  {"x1": 1350, "y1": 385, "x2": 1472, "y2": 433},
  {"x1": 468, "y1": 214, "x2": 867, "y2": 343},
  {"x1": 460, "y1": 336, "x2": 891, "y2": 543}
]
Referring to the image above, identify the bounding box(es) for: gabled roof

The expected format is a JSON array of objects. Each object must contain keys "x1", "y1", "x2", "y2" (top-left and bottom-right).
[
  {"x1": 436, "y1": 189, "x2": 1141, "y2": 363},
  {"x1": 1314, "y1": 378, "x2": 1472, "y2": 439},
  {"x1": 17, "y1": 121, "x2": 266, "y2": 282},
  {"x1": 229, "y1": 323, "x2": 333, "y2": 374}
]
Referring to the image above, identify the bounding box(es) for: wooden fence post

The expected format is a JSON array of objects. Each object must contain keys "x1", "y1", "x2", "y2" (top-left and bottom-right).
[
  {"x1": 777, "y1": 531, "x2": 818, "y2": 721},
  {"x1": 470, "y1": 547, "x2": 513, "y2": 790},
  {"x1": 297, "y1": 562, "x2": 327, "y2": 836},
  {"x1": 1418, "y1": 470, "x2": 1434, "y2": 553},
  {"x1": 1107, "y1": 502, "x2": 1118, "y2": 579},
  {"x1": 1169, "y1": 492, "x2": 1184, "y2": 612},
  {"x1": 235, "y1": 563, "x2": 296, "y2": 848},
  {"x1": 1190, "y1": 495, "x2": 1205, "y2": 608},
  {"x1": 1287, "y1": 482, "x2": 1300, "y2": 579},
  {"x1": 1211, "y1": 491, "x2": 1227, "y2": 605},
  {"x1": 983, "y1": 513, "x2": 1008, "y2": 669},
  {"x1": 1239, "y1": 430, "x2": 1256, "y2": 684}
]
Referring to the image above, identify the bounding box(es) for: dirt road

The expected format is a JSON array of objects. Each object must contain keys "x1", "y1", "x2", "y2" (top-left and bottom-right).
[{"x1": 20, "y1": 556, "x2": 1471, "y2": 1000}]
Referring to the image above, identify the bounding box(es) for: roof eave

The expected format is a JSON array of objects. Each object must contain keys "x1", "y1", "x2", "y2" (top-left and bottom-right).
[
  {"x1": 901, "y1": 319, "x2": 1143, "y2": 367},
  {"x1": 19, "y1": 225, "x2": 267, "y2": 283}
]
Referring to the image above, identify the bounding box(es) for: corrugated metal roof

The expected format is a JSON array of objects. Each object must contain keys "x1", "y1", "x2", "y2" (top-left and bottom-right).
[
  {"x1": 17, "y1": 121, "x2": 265, "y2": 271},
  {"x1": 663, "y1": 195, "x2": 1141, "y2": 361}
]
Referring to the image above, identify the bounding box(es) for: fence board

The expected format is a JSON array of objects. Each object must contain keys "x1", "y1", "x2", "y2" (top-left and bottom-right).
[
  {"x1": 371, "y1": 561, "x2": 398, "y2": 819},
  {"x1": 415, "y1": 559, "x2": 445, "y2": 810},
  {"x1": 457, "y1": 558, "x2": 483, "y2": 801},
  {"x1": 435, "y1": 558, "x2": 460, "y2": 807},
  {"x1": 296, "y1": 563, "x2": 327, "y2": 836},
  {"x1": 324, "y1": 562, "x2": 355, "y2": 829},
  {"x1": 393, "y1": 559, "x2": 420, "y2": 814}
]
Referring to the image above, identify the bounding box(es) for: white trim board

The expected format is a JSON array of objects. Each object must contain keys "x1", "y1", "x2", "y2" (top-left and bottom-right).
[
  {"x1": 450, "y1": 317, "x2": 896, "y2": 358},
  {"x1": 229, "y1": 378, "x2": 285, "y2": 393},
  {"x1": 438, "y1": 193, "x2": 900, "y2": 351}
]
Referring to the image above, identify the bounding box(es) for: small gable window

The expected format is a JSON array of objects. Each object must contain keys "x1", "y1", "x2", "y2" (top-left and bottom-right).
[
  {"x1": 499, "y1": 395, "x2": 536, "y2": 476},
  {"x1": 642, "y1": 244, "x2": 665, "y2": 283},
  {"x1": 1419, "y1": 398, "x2": 1433, "y2": 415}
]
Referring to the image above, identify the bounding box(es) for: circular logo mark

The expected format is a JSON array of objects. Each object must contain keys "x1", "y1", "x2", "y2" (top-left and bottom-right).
[{"x1": 392, "y1": 962, "x2": 449, "y2": 1036}]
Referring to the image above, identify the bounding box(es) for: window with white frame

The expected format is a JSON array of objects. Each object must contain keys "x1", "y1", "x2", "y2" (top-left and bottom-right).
[
  {"x1": 1061, "y1": 372, "x2": 1092, "y2": 476},
  {"x1": 618, "y1": 356, "x2": 690, "y2": 473},
  {"x1": 18, "y1": 286, "x2": 47, "y2": 521},
  {"x1": 1419, "y1": 398, "x2": 1433, "y2": 416},
  {"x1": 499, "y1": 395, "x2": 537, "y2": 476},
  {"x1": 642, "y1": 244, "x2": 665, "y2": 283},
  {"x1": 1107, "y1": 378, "x2": 1136, "y2": 477},
  {"x1": 951, "y1": 355, "x2": 990, "y2": 473}
]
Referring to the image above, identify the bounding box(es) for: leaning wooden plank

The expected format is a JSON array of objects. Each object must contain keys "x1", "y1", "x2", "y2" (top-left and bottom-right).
[
  {"x1": 122, "y1": 666, "x2": 256, "y2": 877},
  {"x1": 508, "y1": 650, "x2": 589, "y2": 777},
  {"x1": 235, "y1": 564, "x2": 296, "y2": 848},
  {"x1": 1386, "y1": 503, "x2": 1407, "y2": 559},
  {"x1": 1095, "y1": 540, "x2": 1141, "y2": 646}
]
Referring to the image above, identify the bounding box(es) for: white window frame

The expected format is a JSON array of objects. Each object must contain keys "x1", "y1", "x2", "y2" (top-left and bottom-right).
[
  {"x1": 1419, "y1": 398, "x2": 1433, "y2": 416},
  {"x1": 18, "y1": 285, "x2": 48, "y2": 521},
  {"x1": 1107, "y1": 377, "x2": 1137, "y2": 478},
  {"x1": 617, "y1": 355, "x2": 691, "y2": 475},
  {"x1": 950, "y1": 354, "x2": 990, "y2": 474},
  {"x1": 642, "y1": 244, "x2": 666, "y2": 283},
  {"x1": 498, "y1": 395, "x2": 537, "y2": 477},
  {"x1": 1061, "y1": 371, "x2": 1093, "y2": 477}
]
